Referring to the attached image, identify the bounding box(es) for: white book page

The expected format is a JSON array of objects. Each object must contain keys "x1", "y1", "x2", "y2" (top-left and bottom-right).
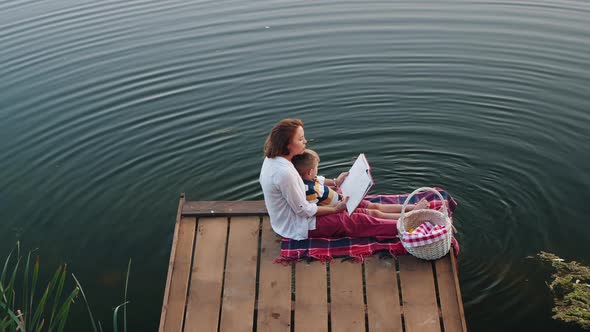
[{"x1": 339, "y1": 154, "x2": 374, "y2": 215}]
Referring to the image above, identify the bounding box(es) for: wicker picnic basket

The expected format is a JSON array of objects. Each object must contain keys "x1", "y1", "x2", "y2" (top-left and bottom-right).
[{"x1": 397, "y1": 187, "x2": 453, "y2": 260}]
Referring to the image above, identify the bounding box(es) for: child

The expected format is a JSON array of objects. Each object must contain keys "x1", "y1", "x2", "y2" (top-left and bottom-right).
[{"x1": 292, "y1": 149, "x2": 429, "y2": 219}]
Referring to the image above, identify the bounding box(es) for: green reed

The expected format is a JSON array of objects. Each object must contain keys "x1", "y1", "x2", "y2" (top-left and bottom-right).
[
  {"x1": 1, "y1": 242, "x2": 131, "y2": 332},
  {"x1": 0, "y1": 242, "x2": 78, "y2": 332},
  {"x1": 72, "y1": 259, "x2": 131, "y2": 332}
]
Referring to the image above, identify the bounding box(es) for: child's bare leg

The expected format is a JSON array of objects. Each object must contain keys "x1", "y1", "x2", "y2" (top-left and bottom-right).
[
  {"x1": 365, "y1": 208, "x2": 401, "y2": 220},
  {"x1": 366, "y1": 202, "x2": 403, "y2": 213},
  {"x1": 367, "y1": 198, "x2": 429, "y2": 213}
]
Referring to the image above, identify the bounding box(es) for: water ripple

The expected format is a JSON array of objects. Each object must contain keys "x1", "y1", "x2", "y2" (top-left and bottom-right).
[{"x1": 1, "y1": 0, "x2": 590, "y2": 330}]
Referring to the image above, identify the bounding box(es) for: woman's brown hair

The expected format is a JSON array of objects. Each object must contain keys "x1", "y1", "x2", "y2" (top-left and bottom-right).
[{"x1": 264, "y1": 118, "x2": 304, "y2": 158}]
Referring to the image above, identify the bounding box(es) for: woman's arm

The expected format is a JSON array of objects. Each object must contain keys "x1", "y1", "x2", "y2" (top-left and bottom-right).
[
  {"x1": 277, "y1": 170, "x2": 318, "y2": 217},
  {"x1": 277, "y1": 169, "x2": 349, "y2": 217}
]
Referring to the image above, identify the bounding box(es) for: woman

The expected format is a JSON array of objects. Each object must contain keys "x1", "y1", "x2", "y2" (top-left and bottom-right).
[{"x1": 259, "y1": 118, "x2": 411, "y2": 240}]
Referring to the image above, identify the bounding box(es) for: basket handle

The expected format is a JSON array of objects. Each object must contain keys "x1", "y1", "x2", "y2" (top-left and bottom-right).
[{"x1": 399, "y1": 187, "x2": 448, "y2": 222}]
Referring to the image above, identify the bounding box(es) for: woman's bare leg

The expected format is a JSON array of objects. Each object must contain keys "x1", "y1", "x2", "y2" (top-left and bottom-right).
[{"x1": 365, "y1": 208, "x2": 401, "y2": 220}]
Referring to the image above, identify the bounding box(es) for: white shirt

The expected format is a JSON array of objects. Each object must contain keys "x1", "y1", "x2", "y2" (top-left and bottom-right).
[{"x1": 259, "y1": 157, "x2": 317, "y2": 240}]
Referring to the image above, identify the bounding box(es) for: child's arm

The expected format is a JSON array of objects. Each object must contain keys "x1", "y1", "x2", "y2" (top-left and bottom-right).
[
  {"x1": 316, "y1": 175, "x2": 336, "y2": 188},
  {"x1": 327, "y1": 172, "x2": 349, "y2": 189},
  {"x1": 317, "y1": 175, "x2": 336, "y2": 188}
]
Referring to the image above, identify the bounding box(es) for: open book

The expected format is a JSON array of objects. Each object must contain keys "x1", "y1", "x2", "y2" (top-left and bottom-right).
[{"x1": 339, "y1": 153, "x2": 374, "y2": 215}]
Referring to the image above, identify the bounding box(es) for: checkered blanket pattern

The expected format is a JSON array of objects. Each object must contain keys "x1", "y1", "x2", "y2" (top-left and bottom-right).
[
  {"x1": 276, "y1": 188, "x2": 459, "y2": 263},
  {"x1": 401, "y1": 221, "x2": 449, "y2": 248}
]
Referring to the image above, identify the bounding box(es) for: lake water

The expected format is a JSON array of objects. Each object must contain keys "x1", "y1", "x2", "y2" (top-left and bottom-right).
[{"x1": 1, "y1": 0, "x2": 589, "y2": 330}]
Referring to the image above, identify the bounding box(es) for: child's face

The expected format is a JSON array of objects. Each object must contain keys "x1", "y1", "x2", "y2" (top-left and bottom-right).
[
  {"x1": 310, "y1": 162, "x2": 319, "y2": 179},
  {"x1": 301, "y1": 162, "x2": 318, "y2": 181}
]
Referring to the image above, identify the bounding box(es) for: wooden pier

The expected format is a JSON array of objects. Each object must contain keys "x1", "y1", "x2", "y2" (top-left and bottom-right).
[{"x1": 159, "y1": 194, "x2": 467, "y2": 332}]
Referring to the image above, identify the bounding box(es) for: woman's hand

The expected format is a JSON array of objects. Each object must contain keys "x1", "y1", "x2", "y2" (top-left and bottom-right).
[
  {"x1": 335, "y1": 196, "x2": 349, "y2": 213},
  {"x1": 316, "y1": 197, "x2": 349, "y2": 216},
  {"x1": 335, "y1": 172, "x2": 349, "y2": 187}
]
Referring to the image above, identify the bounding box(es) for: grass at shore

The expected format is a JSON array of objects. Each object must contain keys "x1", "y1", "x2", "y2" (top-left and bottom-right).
[{"x1": 1, "y1": 242, "x2": 130, "y2": 332}]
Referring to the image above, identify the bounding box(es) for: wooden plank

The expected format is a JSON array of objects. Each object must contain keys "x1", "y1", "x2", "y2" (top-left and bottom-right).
[
  {"x1": 294, "y1": 262, "x2": 328, "y2": 332},
  {"x1": 450, "y1": 249, "x2": 468, "y2": 332},
  {"x1": 160, "y1": 193, "x2": 187, "y2": 332},
  {"x1": 398, "y1": 256, "x2": 441, "y2": 332},
  {"x1": 219, "y1": 217, "x2": 260, "y2": 332},
  {"x1": 160, "y1": 216, "x2": 195, "y2": 332},
  {"x1": 329, "y1": 261, "x2": 365, "y2": 332},
  {"x1": 435, "y1": 253, "x2": 466, "y2": 332},
  {"x1": 451, "y1": 249, "x2": 468, "y2": 331},
  {"x1": 184, "y1": 217, "x2": 229, "y2": 332},
  {"x1": 364, "y1": 256, "x2": 402, "y2": 331},
  {"x1": 257, "y1": 217, "x2": 292, "y2": 331},
  {"x1": 183, "y1": 200, "x2": 267, "y2": 216}
]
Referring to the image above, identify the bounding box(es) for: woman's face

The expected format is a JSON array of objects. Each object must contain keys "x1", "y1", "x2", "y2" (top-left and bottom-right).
[{"x1": 287, "y1": 126, "x2": 307, "y2": 157}]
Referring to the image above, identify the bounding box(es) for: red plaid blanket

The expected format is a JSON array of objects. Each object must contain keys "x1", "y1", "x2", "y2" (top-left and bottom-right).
[{"x1": 276, "y1": 188, "x2": 459, "y2": 264}]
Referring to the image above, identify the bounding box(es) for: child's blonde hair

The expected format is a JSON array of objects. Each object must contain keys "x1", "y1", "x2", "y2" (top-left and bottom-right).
[{"x1": 292, "y1": 149, "x2": 319, "y2": 176}]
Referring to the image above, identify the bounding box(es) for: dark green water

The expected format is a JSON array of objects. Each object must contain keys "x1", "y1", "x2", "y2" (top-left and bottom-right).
[{"x1": 1, "y1": 0, "x2": 590, "y2": 330}]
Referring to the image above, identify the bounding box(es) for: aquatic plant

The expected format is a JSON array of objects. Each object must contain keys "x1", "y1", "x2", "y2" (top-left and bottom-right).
[
  {"x1": 72, "y1": 259, "x2": 131, "y2": 332},
  {"x1": 1, "y1": 242, "x2": 131, "y2": 332},
  {"x1": 0, "y1": 242, "x2": 79, "y2": 332},
  {"x1": 537, "y1": 251, "x2": 590, "y2": 330}
]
